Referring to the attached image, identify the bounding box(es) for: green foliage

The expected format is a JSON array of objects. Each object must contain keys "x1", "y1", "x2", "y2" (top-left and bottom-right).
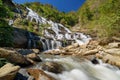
[
  {"x1": 12, "y1": 2, "x2": 78, "y2": 36},
  {"x1": 0, "y1": 0, "x2": 14, "y2": 47},
  {"x1": 0, "y1": 25, "x2": 13, "y2": 47},
  {"x1": 77, "y1": 0, "x2": 120, "y2": 37},
  {"x1": 39, "y1": 24, "x2": 51, "y2": 36},
  {"x1": 24, "y1": 2, "x2": 78, "y2": 27},
  {"x1": 0, "y1": 58, "x2": 8, "y2": 67},
  {"x1": 0, "y1": 0, "x2": 13, "y2": 18}
]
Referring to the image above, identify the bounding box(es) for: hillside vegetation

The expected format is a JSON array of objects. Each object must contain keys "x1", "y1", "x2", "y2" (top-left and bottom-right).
[
  {"x1": 13, "y1": 2, "x2": 78, "y2": 35},
  {"x1": 77, "y1": 0, "x2": 120, "y2": 38},
  {"x1": 24, "y1": 2, "x2": 78, "y2": 27},
  {"x1": 0, "y1": 0, "x2": 120, "y2": 47},
  {"x1": 0, "y1": 0, "x2": 14, "y2": 47}
]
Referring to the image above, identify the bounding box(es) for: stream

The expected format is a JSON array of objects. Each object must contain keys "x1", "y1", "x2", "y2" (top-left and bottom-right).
[
  {"x1": 13, "y1": 7, "x2": 120, "y2": 80},
  {"x1": 19, "y1": 55, "x2": 120, "y2": 80}
]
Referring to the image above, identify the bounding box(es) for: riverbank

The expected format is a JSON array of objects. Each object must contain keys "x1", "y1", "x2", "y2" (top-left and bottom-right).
[{"x1": 0, "y1": 40, "x2": 120, "y2": 80}]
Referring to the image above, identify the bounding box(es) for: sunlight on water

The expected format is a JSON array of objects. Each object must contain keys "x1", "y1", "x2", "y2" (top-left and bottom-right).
[{"x1": 44, "y1": 57, "x2": 120, "y2": 80}]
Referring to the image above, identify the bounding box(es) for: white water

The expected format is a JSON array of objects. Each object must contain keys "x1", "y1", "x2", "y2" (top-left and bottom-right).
[
  {"x1": 26, "y1": 7, "x2": 92, "y2": 50},
  {"x1": 43, "y1": 57, "x2": 120, "y2": 80},
  {"x1": 19, "y1": 56, "x2": 120, "y2": 80},
  {"x1": 9, "y1": 20, "x2": 14, "y2": 26},
  {"x1": 40, "y1": 39, "x2": 47, "y2": 51},
  {"x1": 17, "y1": 7, "x2": 120, "y2": 80},
  {"x1": 45, "y1": 39, "x2": 50, "y2": 50}
]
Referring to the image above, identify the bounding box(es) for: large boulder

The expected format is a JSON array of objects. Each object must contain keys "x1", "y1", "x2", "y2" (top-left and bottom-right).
[
  {"x1": 41, "y1": 62, "x2": 64, "y2": 74},
  {"x1": 13, "y1": 28, "x2": 28, "y2": 48},
  {"x1": 13, "y1": 28, "x2": 42, "y2": 49},
  {"x1": 26, "y1": 53, "x2": 42, "y2": 62},
  {"x1": 0, "y1": 48, "x2": 34, "y2": 67},
  {"x1": 0, "y1": 63, "x2": 20, "y2": 80}
]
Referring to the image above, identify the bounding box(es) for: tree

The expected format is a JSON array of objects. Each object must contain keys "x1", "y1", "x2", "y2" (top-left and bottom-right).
[{"x1": 0, "y1": 0, "x2": 13, "y2": 47}]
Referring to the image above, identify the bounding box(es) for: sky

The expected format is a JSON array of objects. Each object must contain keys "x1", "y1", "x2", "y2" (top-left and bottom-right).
[{"x1": 13, "y1": 0, "x2": 85, "y2": 12}]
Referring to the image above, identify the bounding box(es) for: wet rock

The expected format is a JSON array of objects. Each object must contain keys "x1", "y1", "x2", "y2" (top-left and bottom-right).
[
  {"x1": 26, "y1": 53, "x2": 42, "y2": 62},
  {"x1": 13, "y1": 28, "x2": 41, "y2": 49},
  {"x1": 14, "y1": 73, "x2": 28, "y2": 80},
  {"x1": 13, "y1": 28, "x2": 28, "y2": 48},
  {"x1": 83, "y1": 55, "x2": 99, "y2": 64},
  {"x1": 41, "y1": 62, "x2": 64, "y2": 74},
  {"x1": 17, "y1": 49, "x2": 34, "y2": 55},
  {"x1": 0, "y1": 63, "x2": 20, "y2": 80},
  {"x1": 91, "y1": 58, "x2": 99, "y2": 64},
  {"x1": 0, "y1": 48, "x2": 33, "y2": 67},
  {"x1": 16, "y1": 49, "x2": 39, "y2": 55},
  {"x1": 27, "y1": 69, "x2": 56, "y2": 80}
]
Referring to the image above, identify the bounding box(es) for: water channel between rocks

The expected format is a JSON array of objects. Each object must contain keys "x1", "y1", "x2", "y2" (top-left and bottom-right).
[{"x1": 19, "y1": 54, "x2": 120, "y2": 80}]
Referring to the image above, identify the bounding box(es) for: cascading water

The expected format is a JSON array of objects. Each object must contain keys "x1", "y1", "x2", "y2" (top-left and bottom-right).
[
  {"x1": 26, "y1": 7, "x2": 92, "y2": 51},
  {"x1": 45, "y1": 39, "x2": 50, "y2": 50},
  {"x1": 40, "y1": 38, "x2": 47, "y2": 51},
  {"x1": 19, "y1": 56, "x2": 120, "y2": 80},
  {"x1": 27, "y1": 32, "x2": 32, "y2": 48},
  {"x1": 16, "y1": 7, "x2": 120, "y2": 80},
  {"x1": 27, "y1": 32, "x2": 40, "y2": 49},
  {"x1": 9, "y1": 20, "x2": 14, "y2": 26},
  {"x1": 41, "y1": 57, "x2": 120, "y2": 80}
]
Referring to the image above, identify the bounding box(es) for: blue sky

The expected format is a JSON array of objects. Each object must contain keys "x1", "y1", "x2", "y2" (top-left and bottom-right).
[{"x1": 13, "y1": 0, "x2": 85, "y2": 12}]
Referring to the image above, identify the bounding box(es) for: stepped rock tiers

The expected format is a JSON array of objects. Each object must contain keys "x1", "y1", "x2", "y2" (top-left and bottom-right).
[
  {"x1": 10, "y1": 7, "x2": 92, "y2": 50},
  {"x1": 26, "y1": 7, "x2": 91, "y2": 50}
]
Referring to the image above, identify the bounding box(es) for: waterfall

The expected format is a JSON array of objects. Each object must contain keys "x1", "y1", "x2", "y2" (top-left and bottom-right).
[
  {"x1": 26, "y1": 7, "x2": 92, "y2": 50},
  {"x1": 33, "y1": 40, "x2": 36, "y2": 48},
  {"x1": 45, "y1": 39, "x2": 50, "y2": 50},
  {"x1": 8, "y1": 20, "x2": 14, "y2": 26},
  {"x1": 27, "y1": 32, "x2": 39, "y2": 49},
  {"x1": 51, "y1": 40, "x2": 55, "y2": 49},
  {"x1": 27, "y1": 32, "x2": 32, "y2": 48},
  {"x1": 40, "y1": 38, "x2": 47, "y2": 51},
  {"x1": 18, "y1": 55, "x2": 120, "y2": 80},
  {"x1": 55, "y1": 40, "x2": 62, "y2": 49},
  {"x1": 17, "y1": 7, "x2": 120, "y2": 80},
  {"x1": 28, "y1": 39, "x2": 32, "y2": 49}
]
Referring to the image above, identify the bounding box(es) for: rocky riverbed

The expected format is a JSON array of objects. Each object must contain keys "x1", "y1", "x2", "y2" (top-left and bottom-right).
[
  {"x1": 0, "y1": 40, "x2": 120, "y2": 80},
  {"x1": 0, "y1": 1, "x2": 120, "y2": 79}
]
